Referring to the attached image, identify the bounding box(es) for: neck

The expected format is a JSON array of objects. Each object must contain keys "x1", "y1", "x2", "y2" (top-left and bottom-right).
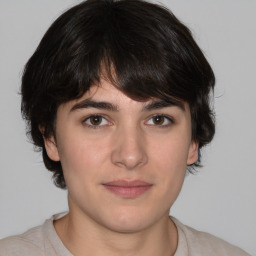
[{"x1": 54, "y1": 206, "x2": 178, "y2": 256}]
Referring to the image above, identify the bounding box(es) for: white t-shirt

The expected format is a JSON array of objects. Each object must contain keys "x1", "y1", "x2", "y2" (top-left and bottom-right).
[{"x1": 0, "y1": 213, "x2": 250, "y2": 256}]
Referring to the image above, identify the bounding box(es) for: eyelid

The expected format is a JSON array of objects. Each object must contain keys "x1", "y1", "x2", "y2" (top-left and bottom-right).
[
  {"x1": 145, "y1": 114, "x2": 174, "y2": 127},
  {"x1": 82, "y1": 114, "x2": 112, "y2": 128}
]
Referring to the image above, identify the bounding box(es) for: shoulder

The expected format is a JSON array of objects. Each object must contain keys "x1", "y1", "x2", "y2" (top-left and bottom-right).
[
  {"x1": 0, "y1": 225, "x2": 44, "y2": 256},
  {"x1": 172, "y1": 217, "x2": 250, "y2": 256}
]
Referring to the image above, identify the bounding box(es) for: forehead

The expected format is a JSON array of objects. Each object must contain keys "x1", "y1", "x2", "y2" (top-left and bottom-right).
[{"x1": 61, "y1": 79, "x2": 187, "y2": 113}]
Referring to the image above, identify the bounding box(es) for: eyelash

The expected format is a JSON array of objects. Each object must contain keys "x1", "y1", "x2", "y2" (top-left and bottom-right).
[
  {"x1": 82, "y1": 114, "x2": 111, "y2": 129},
  {"x1": 82, "y1": 114, "x2": 174, "y2": 129},
  {"x1": 145, "y1": 114, "x2": 174, "y2": 128}
]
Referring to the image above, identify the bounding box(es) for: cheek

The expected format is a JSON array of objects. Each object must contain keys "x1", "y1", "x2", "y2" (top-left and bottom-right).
[
  {"x1": 150, "y1": 136, "x2": 190, "y2": 171},
  {"x1": 57, "y1": 133, "x2": 110, "y2": 185},
  {"x1": 149, "y1": 136, "x2": 189, "y2": 196}
]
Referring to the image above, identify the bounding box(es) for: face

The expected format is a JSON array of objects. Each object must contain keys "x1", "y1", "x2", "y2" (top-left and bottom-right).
[{"x1": 45, "y1": 79, "x2": 198, "y2": 232}]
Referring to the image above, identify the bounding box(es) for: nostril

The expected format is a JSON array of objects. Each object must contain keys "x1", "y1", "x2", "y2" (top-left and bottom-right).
[{"x1": 111, "y1": 142, "x2": 148, "y2": 170}]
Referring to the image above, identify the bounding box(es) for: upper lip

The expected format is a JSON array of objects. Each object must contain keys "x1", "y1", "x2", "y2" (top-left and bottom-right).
[{"x1": 102, "y1": 180, "x2": 152, "y2": 187}]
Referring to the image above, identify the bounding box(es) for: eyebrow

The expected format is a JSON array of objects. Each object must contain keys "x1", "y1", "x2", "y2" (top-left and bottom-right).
[
  {"x1": 70, "y1": 98, "x2": 184, "y2": 113},
  {"x1": 70, "y1": 98, "x2": 119, "y2": 112},
  {"x1": 142, "y1": 100, "x2": 184, "y2": 111}
]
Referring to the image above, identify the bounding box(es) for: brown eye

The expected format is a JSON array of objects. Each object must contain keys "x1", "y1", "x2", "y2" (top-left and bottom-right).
[
  {"x1": 89, "y1": 115, "x2": 102, "y2": 125},
  {"x1": 152, "y1": 116, "x2": 165, "y2": 125},
  {"x1": 84, "y1": 115, "x2": 109, "y2": 128},
  {"x1": 146, "y1": 115, "x2": 173, "y2": 127}
]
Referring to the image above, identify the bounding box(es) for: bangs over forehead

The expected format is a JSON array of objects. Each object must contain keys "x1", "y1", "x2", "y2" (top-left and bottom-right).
[{"x1": 25, "y1": 0, "x2": 212, "y2": 108}]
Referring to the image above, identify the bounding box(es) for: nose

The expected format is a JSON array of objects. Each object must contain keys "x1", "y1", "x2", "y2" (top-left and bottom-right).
[{"x1": 111, "y1": 125, "x2": 148, "y2": 170}]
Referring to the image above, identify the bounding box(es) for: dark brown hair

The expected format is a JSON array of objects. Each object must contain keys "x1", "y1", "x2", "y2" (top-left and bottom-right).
[{"x1": 21, "y1": 0, "x2": 215, "y2": 189}]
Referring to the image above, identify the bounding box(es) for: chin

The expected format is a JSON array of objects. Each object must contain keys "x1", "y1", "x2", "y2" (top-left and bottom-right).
[{"x1": 99, "y1": 207, "x2": 160, "y2": 233}]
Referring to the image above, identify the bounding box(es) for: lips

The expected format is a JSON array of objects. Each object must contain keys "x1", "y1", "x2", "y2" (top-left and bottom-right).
[{"x1": 102, "y1": 180, "x2": 153, "y2": 198}]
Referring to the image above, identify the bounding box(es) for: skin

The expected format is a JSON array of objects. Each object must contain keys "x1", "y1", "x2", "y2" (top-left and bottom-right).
[{"x1": 44, "y1": 79, "x2": 198, "y2": 256}]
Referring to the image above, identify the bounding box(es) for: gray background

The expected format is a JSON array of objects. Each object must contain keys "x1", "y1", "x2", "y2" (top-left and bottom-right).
[{"x1": 0, "y1": 0, "x2": 255, "y2": 255}]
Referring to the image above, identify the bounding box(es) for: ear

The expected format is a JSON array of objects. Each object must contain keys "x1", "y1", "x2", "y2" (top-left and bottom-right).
[
  {"x1": 187, "y1": 141, "x2": 199, "y2": 165},
  {"x1": 39, "y1": 126, "x2": 60, "y2": 162},
  {"x1": 44, "y1": 136, "x2": 60, "y2": 161}
]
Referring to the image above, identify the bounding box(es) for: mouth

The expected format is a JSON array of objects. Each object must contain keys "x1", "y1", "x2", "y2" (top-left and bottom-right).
[{"x1": 102, "y1": 180, "x2": 153, "y2": 198}]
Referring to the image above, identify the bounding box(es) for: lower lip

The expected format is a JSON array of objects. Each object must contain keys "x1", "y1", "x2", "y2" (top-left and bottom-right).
[{"x1": 103, "y1": 185, "x2": 152, "y2": 198}]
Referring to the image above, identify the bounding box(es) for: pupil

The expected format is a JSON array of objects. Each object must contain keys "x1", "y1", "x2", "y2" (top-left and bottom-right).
[
  {"x1": 154, "y1": 116, "x2": 164, "y2": 125},
  {"x1": 91, "y1": 116, "x2": 102, "y2": 125}
]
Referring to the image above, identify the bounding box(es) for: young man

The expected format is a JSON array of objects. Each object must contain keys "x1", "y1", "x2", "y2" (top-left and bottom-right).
[{"x1": 0, "y1": 0, "x2": 250, "y2": 255}]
